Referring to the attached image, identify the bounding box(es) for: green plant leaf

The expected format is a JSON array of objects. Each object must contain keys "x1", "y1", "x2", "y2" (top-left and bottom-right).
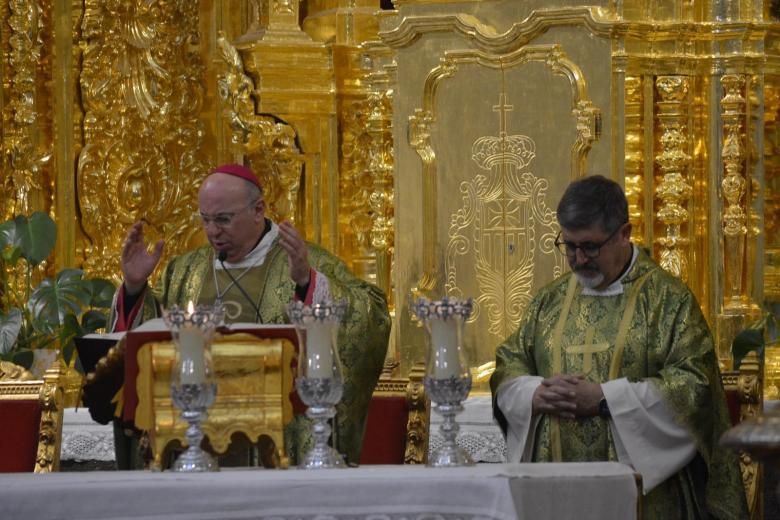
[
  {"x1": 0, "y1": 217, "x2": 18, "y2": 250},
  {"x1": 86, "y1": 278, "x2": 116, "y2": 308},
  {"x1": 28, "y1": 269, "x2": 92, "y2": 334},
  {"x1": 58, "y1": 314, "x2": 83, "y2": 365},
  {"x1": 17, "y1": 212, "x2": 57, "y2": 267},
  {"x1": 81, "y1": 309, "x2": 108, "y2": 333},
  {"x1": 1, "y1": 244, "x2": 22, "y2": 265},
  {"x1": 0, "y1": 308, "x2": 23, "y2": 355}
]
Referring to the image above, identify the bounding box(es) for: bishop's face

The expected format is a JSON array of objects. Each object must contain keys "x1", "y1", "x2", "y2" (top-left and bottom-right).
[
  {"x1": 198, "y1": 173, "x2": 266, "y2": 263},
  {"x1": 558, "y1": 222, "x2": 632, "y2": 291}
]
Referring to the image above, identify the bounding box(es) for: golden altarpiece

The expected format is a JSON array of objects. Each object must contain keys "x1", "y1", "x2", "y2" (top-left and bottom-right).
[{"x1": 1, "y1": 0, "x2": 779, "y2": 475}]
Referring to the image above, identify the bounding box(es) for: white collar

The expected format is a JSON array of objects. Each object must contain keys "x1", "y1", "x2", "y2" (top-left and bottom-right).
[
  {"x1": 214, "y1": 221, "x2": 278, "y2": 270},
  {"x1": 580, "y1": 244, "x2": 638, "y2": 297}
]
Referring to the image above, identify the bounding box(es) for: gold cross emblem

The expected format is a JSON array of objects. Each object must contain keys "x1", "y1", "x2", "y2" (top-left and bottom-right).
[{"x1": 564, "y1": 327, "x2": 610, "y2": 377}]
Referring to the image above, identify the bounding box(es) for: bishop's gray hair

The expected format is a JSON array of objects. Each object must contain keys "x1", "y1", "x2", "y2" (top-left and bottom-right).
[{"x1": 556, "y1": 175, "x2": 628, "y2": 233}]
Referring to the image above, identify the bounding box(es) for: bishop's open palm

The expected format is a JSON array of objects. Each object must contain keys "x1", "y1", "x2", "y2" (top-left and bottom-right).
[{"x1": 121, "y1": 221, "x2": 164, "y2": 295}]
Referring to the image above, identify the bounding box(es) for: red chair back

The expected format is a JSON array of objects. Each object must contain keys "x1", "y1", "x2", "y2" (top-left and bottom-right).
[{"x1": 0, "y1": 399, "x2": 42, "y2": 472}]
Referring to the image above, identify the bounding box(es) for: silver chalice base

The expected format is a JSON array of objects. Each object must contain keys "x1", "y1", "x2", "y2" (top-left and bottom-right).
[
  {"x1": 424, "y1": 375, "x2": 475, "y2": 468},
  {"x1": 170, "y1": 383, "x2": 218, "y2": 472},
  {"x1": 296, "y1": 377, "x2": 346, "y2": 469}
]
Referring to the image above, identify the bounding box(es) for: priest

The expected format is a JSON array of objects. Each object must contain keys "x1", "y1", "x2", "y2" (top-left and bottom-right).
[
  {"x1": 110, "y1": 163, "x2": 390, "y2": 466},
  {"x1": 490, "y1": 175, "x2": 747, "y2": 518}
]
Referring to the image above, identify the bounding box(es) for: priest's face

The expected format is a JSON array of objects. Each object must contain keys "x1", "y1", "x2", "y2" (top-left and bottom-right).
[
  {"x1": 198, "y1": 173, "x2": 266, "y2": 262},
  {"x1": 559, "y1": 222, "x2": 632, "y2": 291}
]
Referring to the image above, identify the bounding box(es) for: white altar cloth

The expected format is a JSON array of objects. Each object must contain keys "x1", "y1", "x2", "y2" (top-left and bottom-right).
[
  {"x1": 0, "y1": 463, "x2": 638, "y2": 520},
  {"x1": 60, "y1": 407, "x2": 115, "y2": 462},
  {"x1": 429, "y1": 395, "x2": 507, "y2": 462}
]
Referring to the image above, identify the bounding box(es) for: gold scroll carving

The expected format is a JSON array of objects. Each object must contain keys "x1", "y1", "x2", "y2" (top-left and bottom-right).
[
  {"x1": 654, "y1": 76, "x2": 692, "y2": 282},
  {"x1": 216, "y1": 34, "x2": 304, "y2": 225},
  {"x1": 2, "y1": 0, "x2": 51, "y2": 220},
  {"x1": 408, "y1": 44, "x2": 597, "y2": 357},
  {"x1": 77, "y1": 0, "x2": 209, "y2": 283},
  {"x1": 721, "y1": 74, "x2": 748, "y2": 310}
]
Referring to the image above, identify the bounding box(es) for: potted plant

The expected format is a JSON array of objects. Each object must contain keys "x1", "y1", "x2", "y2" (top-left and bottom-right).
[{"x1": 0, "y1": 211, "x2": 114, "y2": 375}]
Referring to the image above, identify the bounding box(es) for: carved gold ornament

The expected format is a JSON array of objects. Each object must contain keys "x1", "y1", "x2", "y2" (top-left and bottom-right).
[
  {"x1": 217, "y1": 33, "x2": 304, "y2": 225},
  {"x1": 77, "y1": 0, "x2": 208, "y2": 283},
  {"x1": 654, "y1": 75, "x2": 692, "y2": 281}
]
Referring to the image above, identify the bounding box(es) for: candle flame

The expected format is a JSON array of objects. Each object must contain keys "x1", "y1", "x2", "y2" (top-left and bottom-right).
[{"x1": 187, "y1": 300, "x2": 195, "y2": 314}]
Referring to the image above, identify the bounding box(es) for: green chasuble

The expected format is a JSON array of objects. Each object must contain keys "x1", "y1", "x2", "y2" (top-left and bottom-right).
[
  {"x1": 490, "y1": 248, "x2": 747, "y2": 519},
  {"x1": 122, "y1": 238, "x2": 390, "y2": 465}
]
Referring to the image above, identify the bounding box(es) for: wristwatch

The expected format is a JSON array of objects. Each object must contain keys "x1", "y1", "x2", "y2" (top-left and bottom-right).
[{"x1": 597, "y1": 397, "x2": 611, "y2": 418}]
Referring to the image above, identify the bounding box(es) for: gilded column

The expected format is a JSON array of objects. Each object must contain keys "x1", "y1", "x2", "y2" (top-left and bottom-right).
[
  {"x1": 236, "y1": 1, "x2": 335, "y2": 249},
  {"x1": 3, "y1": 0, "x2": 50, "y2": 219},
  {"x1": 721, "y1": 74, "x2": 748, "y2": 310},
  {"x1": 765, "y1": 81, "x2": 780, "y2": 301},
  {"x1": 624, "y1": 76, "x2": 645, "y2": 246},
  {"x1": 365, "y1": 44, "x2": 395, "y2": 306},
  {"x1": 654, "y1": 76, "x2": 692, "y2": 282},
  {"x1": 52, "y1": 0, "x2": 79, "y2": 270}
]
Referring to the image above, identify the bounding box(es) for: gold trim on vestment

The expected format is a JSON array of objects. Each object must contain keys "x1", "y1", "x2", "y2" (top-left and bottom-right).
[{"x1": 549, "y1": 267, "x2": 656, "y2": 461}]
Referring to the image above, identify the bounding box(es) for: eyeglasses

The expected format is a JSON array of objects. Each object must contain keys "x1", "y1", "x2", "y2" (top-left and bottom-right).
[
  {"x1": 554, "y1": 225, "x2": 623, "y2": 259},
  {"x1": 199, "y1": 199, "x2": 259, "y2": 228}
]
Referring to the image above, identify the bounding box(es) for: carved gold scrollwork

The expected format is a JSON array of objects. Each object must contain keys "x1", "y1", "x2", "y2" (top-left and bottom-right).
[
  {"x1": 34, "y1": 361, "x2": 65, "y2": 473},
  {"x1": 217, "y1": 33, "x2": 304, "y2": 224},
  {"x1": 273, "y1": 0, "x2": 295, "y2": 15},
  {"x1": 654, "y1": 75, "x2": 692, "y2": 281},
  {"x1": 404, "y1": 362, "x2": 429, "y2": 465},
  {"x1": 409, "y1": 45, "x2": 598, "y2": 297},
  {"x1": 720, "y1": 74, "x2": 748, "y2": 310},
  {"x1": 624, "y1": 76, "x2": 645, "y2": 245},
  {"x1": 341, "y1": 98, "x2": 373, "y2": 260},
  {"x1": 365, "y1": 49, "x2": 395, "y2": 301},
  {"x1": 2, "y1": 0, "x2": 51, "y2": 218},
  {"x1": 380, "y1": 7, "x2": 615, "y2": 53},
  {"x1": 77, "y1": 1, "x2": 208, "y2": 282},
  {"x1": 446, "y1": 114, "x2": 563, "y2": 337},
  {"x1": 408, "y1": 106, "x2": 438, "y2": 296},
  {"x1": 722, "y1": 75, "x2": 748, "y2": 238}
]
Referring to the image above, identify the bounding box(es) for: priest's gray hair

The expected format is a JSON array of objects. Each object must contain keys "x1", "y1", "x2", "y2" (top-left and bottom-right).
[{"x1": 556, "y1": 175, "x2": 628, "y2": 233}]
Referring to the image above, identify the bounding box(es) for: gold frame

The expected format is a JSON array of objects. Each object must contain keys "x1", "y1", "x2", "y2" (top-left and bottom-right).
[{"x1": 0, "y1": 362, "x2": 66, "y2": 473}]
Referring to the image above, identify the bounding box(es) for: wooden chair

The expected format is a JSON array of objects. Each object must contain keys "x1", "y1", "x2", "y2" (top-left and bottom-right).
[
  {"x1": 721, "y1": 351, "x2": 763, "y2": 520},
  {"x1": 360, "y1": 361, "x2": 430, "y2": 465},
  {"x1": 0, "y1": 360, "x2": 66, "y2": 472}
]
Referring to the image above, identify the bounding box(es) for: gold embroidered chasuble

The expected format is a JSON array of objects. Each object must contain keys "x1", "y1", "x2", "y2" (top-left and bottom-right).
[
  {"x1": 490, "y1": 249, "x2": 747, "y2": 519},
  {"x1": 120, "y1": 240, "x2": 390, "y2": 464}
]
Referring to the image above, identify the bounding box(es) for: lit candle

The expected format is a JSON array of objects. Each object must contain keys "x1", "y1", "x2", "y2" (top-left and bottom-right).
[
  {"x1": 305, "y1": 321, "x2": 335, "y2": 379},
  {"x1": 177, "y1": 301, "x2": 206, "y2": 385},
  {"x1": 430, "y1": 317, "x2": 461, "y2": 379}
]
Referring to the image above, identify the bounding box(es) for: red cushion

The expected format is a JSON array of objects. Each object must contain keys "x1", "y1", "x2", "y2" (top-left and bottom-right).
[
  {"x1": 724, "y1": 388, "x2": 741, "y2": 426},
  {"x1": 360, "y1": 395, "x2": 409, "y2": 465},
  {"x1": 0, "y1": 399, "x2": 41, "y2": 472}
]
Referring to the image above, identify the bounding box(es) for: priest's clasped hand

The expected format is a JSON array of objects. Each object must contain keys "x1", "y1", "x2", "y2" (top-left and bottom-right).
[{"x1": 531, "y1": 374, "x2": 604, "y2": 419}]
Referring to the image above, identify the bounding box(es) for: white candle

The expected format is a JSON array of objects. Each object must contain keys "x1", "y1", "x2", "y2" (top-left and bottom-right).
[
  {"x1": 305, "y1": 321, "x2": 335, "y2": 379},
  {"x1": 430, "y1": 318, "x2": 461, "y2": 379},
  {"x1": 177, "y1": 325, "x2": 206, "y2": 385}
]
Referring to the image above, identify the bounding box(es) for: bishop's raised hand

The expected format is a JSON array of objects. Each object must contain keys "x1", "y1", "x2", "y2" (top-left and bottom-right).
[{"x1": 121, "y1": 221, "x2": 164, "y2": 296}]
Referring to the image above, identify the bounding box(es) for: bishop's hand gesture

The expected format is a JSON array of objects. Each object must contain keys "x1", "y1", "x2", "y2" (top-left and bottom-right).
[{"x1": 121, "y1": 221, "x2": 164, "y2": 296}]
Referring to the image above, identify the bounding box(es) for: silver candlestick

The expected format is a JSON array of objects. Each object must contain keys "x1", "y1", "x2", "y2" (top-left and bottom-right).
[
  {"x1": 413, "y1": 297, "x2": 475, "y2": 467},
  {"x1": 288, "y1": 299, "x2": 348, "y2": 469},
  {"x1": 163, "y1": 302, "x2": 224, "y2": 472}
]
